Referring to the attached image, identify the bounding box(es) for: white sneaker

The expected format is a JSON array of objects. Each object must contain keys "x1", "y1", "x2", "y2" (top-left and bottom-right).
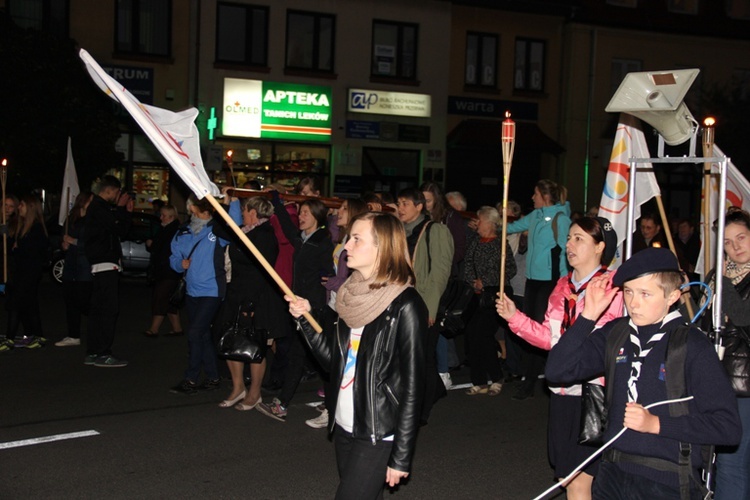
[
  {"x1": 55, "y1": 337, "x2": 81, "y2": 347},
  {"x1": 305, "y1": 409, "x2": 329, "y2": 429},
  {"x1": 439, "y1": 372, "x2": 453, "y2": 390}
]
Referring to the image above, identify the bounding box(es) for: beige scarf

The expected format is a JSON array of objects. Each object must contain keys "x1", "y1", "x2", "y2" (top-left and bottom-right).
[
  {"x1": 335, "y1": 271, "x2": 410, "y2": 328},
  {"x1": 725, "y1": 258, "x2": 750, "y2": 285}
]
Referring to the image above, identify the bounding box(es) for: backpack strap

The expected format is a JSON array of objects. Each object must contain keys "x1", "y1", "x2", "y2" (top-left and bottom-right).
[
  {"x1": 604, "y1": 318, "x2": 632, "y2": 410},
  {"x1": 551, "y1": 211, "x2": 562, "y2": 243}
]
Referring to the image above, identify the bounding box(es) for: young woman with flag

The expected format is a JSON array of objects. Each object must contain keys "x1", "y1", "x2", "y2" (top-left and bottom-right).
[{"x1": 496, "y1": 216, "x2": 622, "y2": 500}]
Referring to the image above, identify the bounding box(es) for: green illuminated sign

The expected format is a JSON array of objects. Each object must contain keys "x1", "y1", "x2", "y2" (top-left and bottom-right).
[{"x1": 223, "y1": 78, "x2": 332, "y2": 142}]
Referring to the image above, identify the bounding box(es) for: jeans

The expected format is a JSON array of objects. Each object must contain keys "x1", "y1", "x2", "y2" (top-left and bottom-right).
[
  {"x1": 436, "y1": 334, "x2": 449, "y2": 373},
  {"x1": 715, "y1": 397, "x2": 750, "y2": 499},
  {"x1": 184, "y1": 295, "x2": 221, "y2": 383},
  {"x1": 334, "y1": 426, "x2": 393, "y2": 500}
]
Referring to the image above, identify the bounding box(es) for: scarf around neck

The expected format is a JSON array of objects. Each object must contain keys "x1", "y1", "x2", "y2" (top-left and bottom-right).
[{"x1": 335, "y1": 271, "x2": 410, "y2": 328}]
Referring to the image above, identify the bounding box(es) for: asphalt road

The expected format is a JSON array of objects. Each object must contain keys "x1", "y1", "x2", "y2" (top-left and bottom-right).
[{"x1": 0, "y1": 276, "x2": 560, "y2": 499}]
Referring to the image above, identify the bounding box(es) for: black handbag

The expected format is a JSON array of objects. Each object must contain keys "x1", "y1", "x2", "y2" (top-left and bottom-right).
[
  {"x1": 168, "y1": 238, "x2": 201, "y2": 307},
  {"x1": 437, "y1": 278, "x2": 478, "y2": 338},
  {"x1": 217, "y1": 305, "x2": 268, "y2": 363},
  {"x1": 169, "y1": 278, "x2": 187, "y2": 307},
  {"x1": 578, "y1": 382, "x2": 607, "y2": 446}
]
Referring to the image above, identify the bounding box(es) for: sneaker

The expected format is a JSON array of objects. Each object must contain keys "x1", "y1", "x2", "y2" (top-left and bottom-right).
[
  {"x1": 55, "y1": 337, "x2": 81, "y2": 347},
  {"x1": 37, "y1": 336, "x2": 48, "y2": 345},
  {"x1": 316, "y1": 387, "x2": 325, "y2": 398},
  {"x1": 306, "y1": 409, "x2": 329, "y2": 429},
  {"x1": 0, "y1": 336, "x2": 14, "y2": 347},
  {"x1": 200, "y1": 378, "x2": 221, "y2": 391},
  {"x1": 83, "y1": 354, "x2": 98, "y2": 365},
  {"x1": 170, "y1": 380, "x2": 199, "y2": 395},
  {"x1": 439, "y1": 372, "x2": 453, "y2": 390},
  {"x1": 93, "y1": 355, "x2": 128, "y2": 368},
  {"x1": 0, "y1": 342, "x2": 10, "y2": 353},
  {"x1": 14, "y1": 336, "x2": 42, "y2": 349},
  {"x1": 256, "y1": 397, "x2": 287, "y2": 422}
]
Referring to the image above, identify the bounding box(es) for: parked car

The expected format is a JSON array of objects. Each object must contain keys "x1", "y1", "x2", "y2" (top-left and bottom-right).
[{"x1": 50, "y1": 211, "x2": 161, "y2": 283}]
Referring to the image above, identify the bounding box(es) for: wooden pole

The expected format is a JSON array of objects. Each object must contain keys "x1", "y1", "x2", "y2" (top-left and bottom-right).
[
  {"x1": 500, "y1": 112, "x2": 516, "y2": 298},
  {"x1": 204, "y1": 193, "x2": 323, "y2": 333},
  {"x1": 655, "y1": 195, "x2": 694, "y2": 318}
]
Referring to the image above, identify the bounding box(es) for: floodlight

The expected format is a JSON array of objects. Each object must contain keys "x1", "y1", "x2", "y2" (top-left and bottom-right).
[{"x1": 606, "y1": 69, "x2": 700, "y2": 146}]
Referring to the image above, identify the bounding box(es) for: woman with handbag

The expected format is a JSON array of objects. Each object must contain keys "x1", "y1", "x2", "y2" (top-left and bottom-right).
[
  {"x1": 217, "y1": 195, "x2": 287, "y2": 410},
  {"x1": 168, "y1": 195, "x2": 230, "y2": 395},
  {"x1": 463, "y1": 206, "x2": 516, "y2": 396},
  {"x1": 496, "y1": 216, "x2": 622, "y2": 500},
  {"x1": 707, "y1": 207, "x2": 750, "y2": 499},
  {"x1": 287, "y1": 211, "x2": 427, "y2": 499}
]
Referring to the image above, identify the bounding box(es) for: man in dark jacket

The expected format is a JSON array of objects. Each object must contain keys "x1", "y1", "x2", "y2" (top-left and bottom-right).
[{"x1": 82, "y1": 175, "x2": 132, "y2": 367}]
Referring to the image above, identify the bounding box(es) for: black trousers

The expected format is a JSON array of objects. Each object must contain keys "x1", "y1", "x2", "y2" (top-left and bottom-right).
[
  {"x1": 86, "y1": 270, "x2": 119, "y2": 356},
  {"x1": 6, "y1": 273, "x2": 43, "y2": 339},
  {"x1": 63, "y1": 280, "x2": 92, "y2": 339},
  {"x1": 334, "y1": 426, "x2": 394, "y2": 500},
  {"x1": 517, "y1": 279, "x2": 555, "y2": 395},
  {"x1": 467, "y1": 305, "x2": 503, "y2": 386}
]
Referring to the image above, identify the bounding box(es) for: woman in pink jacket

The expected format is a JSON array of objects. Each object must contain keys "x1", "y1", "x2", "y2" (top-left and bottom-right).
[{"x1": 496, "y1": 216, "x2": 623, "y2": 500}]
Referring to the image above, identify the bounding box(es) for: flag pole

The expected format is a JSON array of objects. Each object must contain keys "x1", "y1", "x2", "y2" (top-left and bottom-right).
[
  {"x1": 203, "y1": 193, "x2": 323, "y2": 333},
  {"x1": 64, "y1": 187, "x2": 70, "y2": 234},
  {"x1": 655, "y1": 195, "x2": 694, "y2": 318},
  {"x1": 500, "y1": 112, "x2": 516, "y2": 298},
  {"x1": 1, "y1": 158, "x2": 7, "y2": 283},
  {"x1": 702, "y1": 118, "x2": 716, "y2": 277}
]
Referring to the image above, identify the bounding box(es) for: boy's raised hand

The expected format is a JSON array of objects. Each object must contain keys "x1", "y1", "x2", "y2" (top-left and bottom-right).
[{"x1": 580, "y1": 274, "x2": 618, "y2": 322}]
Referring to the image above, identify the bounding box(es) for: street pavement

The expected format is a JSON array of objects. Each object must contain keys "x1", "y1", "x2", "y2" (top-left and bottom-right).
[{"x1": 0, "y1": 276, "x2": 562, "y2": 499}]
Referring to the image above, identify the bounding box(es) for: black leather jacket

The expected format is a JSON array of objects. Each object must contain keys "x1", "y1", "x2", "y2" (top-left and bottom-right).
[{"x1": 298, "y1": 287, "x2": 427, "y2": 472}]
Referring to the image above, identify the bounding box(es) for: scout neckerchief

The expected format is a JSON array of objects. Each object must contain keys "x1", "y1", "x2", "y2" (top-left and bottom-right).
[{"x1": 561, "y1": 266, "x2": 607, "y2": 331}]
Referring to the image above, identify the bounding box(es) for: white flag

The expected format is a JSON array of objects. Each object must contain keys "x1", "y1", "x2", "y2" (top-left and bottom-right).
[
  {"x1": 79, "y1": 49, "x2": 219, "y2": 199},
  {"x1": 59, "y1": 137, "x2": 80, "y2": 226},
  {"x1": 598, "y1": 114, "x2": 661, "y2": 268},
  {"x1": 695, "y1": 145, "x2": 750, "y2": 276}
]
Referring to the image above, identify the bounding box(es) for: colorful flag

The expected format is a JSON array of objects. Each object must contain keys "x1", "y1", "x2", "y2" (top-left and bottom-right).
[
  {"x1": 695, "y1": 145, "x2": 750, "y2": 275},
  {"x1": 79, "y1": 49, "x2": 219, "y2": 199},
  {"x1": 58, "y1": 137, "x2": 80, "y2": 226},
  {"x1": 599, "y1": 114, "x2": 661, "y2": 268}
]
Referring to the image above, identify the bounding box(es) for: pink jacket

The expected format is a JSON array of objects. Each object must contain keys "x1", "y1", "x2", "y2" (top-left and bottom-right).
[{"x1": 507, "y1": 269, "x2": 624, "y2": 395}]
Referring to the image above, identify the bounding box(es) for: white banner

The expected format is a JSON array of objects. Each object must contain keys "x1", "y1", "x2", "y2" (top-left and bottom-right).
[
  {"x1": 58, "y1": 137, "x2": 80, "y2": 226},
  {"x1": 598, "y1": 114, "x2": 661, "y2": 268},
  {"x1": 79, "y1": 49, "x2": 219, "y2": 199}
]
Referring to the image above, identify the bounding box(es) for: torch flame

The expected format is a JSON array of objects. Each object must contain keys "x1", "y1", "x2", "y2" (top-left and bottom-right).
[{"x1": 703, "y1": 117, "x2": 716, "y2": 127}]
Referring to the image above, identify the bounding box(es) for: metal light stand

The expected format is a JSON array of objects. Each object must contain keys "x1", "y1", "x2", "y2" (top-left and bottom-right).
[{"x1": 624, "y1": 129, "x2": 728, "y2": 496}]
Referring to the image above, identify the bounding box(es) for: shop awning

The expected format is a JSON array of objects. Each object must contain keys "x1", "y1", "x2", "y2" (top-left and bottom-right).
[{"x1": 447, "y1": 119, "x2": 565, "y2": 155}]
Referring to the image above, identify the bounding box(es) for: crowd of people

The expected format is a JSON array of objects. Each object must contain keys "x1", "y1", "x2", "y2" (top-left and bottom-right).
[{"x1": 0, "y1": 173, "x2": 747, "y2": 500}]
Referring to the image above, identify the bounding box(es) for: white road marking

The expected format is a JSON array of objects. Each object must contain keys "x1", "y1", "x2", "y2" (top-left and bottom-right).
[{"x1": 0, "y1": 430, "x2": 100, "y2": 450}]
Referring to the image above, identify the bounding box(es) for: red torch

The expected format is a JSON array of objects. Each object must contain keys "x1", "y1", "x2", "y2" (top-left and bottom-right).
[{"x1": 499, "y1": 112, "x2": 516, "y2": 298}]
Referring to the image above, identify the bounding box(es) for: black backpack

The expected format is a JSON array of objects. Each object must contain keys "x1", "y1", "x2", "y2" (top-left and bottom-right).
[{"x1": 603, "y1": 319, "x2": 709, "y2": 499}]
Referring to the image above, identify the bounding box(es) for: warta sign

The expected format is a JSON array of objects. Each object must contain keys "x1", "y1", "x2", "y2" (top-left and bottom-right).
[
  {"x1": 348, "y1": 88, "x2": 431, "y2": 118},
  {"x1": 222, "y1": 78, "x2": 332, "y2": 142}
]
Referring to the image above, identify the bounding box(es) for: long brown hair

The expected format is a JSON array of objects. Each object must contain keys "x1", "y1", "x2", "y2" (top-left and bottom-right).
[
  {"x1": 339, "y1": 198, "x2": 368, "y2": 243},
  {"x1": 352, "y1": 212, "x2": 415, "y2": 289},
  {"x1": 18, "y1": 195, "x2": 47, "y2": 239},
  {"x1": 68, "y1": 191, "x2": 93, "y2": 227}
]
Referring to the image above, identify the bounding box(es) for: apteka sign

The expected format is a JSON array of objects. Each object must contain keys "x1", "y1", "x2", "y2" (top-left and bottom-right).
[{"x1": 222, "y1": 78, "x2": 332, "y2": 142}]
